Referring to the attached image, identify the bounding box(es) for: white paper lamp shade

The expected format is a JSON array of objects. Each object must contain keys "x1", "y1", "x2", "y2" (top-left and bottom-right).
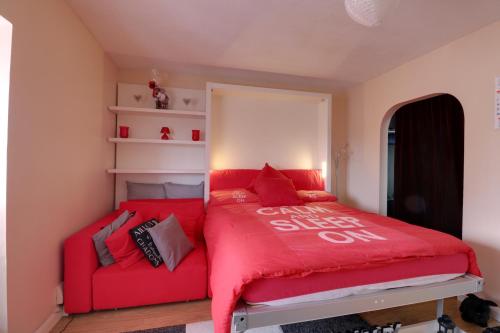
[{"x1": 345, "y1": 0, "x2": 400, "y2": 27}]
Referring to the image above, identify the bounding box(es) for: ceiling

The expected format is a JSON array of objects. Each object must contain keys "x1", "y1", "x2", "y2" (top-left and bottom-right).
[{"x1": 67, "y1": 0, "x2": 500, "y2": 90}]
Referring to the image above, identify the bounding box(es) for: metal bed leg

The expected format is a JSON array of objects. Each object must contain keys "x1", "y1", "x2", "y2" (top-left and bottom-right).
[
  {"x1": 232, "y1": 304, "x2": 248, "y2": 333},
  {"x1": 436, "y1": 298, "x2": 444, "y2": 318}
]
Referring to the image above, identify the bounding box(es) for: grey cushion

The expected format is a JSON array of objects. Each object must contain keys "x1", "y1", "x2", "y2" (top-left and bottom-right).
[
  {"x1": 92, "y1": 210, "x2": 130, "y2": 266},
  {"x1": 127, "y1": 181, "x2": 166, "y2": 200},
  {"x1": 147, "y1": 214, "x2": 193, "y2": 271},
  {"x1": 163, "y1": 181, "x2": 204, "y2": 199}
]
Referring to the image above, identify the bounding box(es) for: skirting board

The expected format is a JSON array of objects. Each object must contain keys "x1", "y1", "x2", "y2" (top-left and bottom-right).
[{"x1": 34, "y1": 306, "x2": 64, "y2": 333}]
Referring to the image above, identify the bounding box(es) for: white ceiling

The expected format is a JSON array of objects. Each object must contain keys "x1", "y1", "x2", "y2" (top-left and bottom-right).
[{"x1": 67, "y1": 0, "x2": 500, "y2": 90}]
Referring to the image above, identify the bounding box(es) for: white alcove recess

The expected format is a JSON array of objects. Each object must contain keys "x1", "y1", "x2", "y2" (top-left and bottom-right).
[{"x1": 205, "y1": 82, "x2": 332, "y2": 199}]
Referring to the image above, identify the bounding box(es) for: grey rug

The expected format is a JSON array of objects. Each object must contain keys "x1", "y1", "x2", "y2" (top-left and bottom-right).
[
  {"x1": 282, "y1": 314, "x2": 370, "y2": 333},
  {"x1": 125, "y1": 325, "x2": 184, "y2": 333},
  {"x1": 124, "y1": 314, "x2": 370, "y2": 333}
]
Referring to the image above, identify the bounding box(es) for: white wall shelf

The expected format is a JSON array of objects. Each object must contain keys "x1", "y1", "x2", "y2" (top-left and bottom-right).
[
  {"x1": 109, "y1": 106, "x2": 206, "y2": 118},
  {"x1": 111, "y1": 84, "x2": 208, "y2": 206},
  {"x1": 107, "y1": 169, "x2": 206, "y2": 174},
  {"x1": 108, "y1": 138, "x2": 205, "y2": 146}
]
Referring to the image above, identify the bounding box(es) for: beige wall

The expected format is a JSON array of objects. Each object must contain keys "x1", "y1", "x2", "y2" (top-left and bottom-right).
[
  {"x1": 331, "y1": 92, "x2": 348, "y2": 200},
  {"x1": 0, "y1": 1, "x2": 117, "y2": 332},
  {"x1": 118, "y1": 68, "x2": 336, "y2": 93},
  {"x1": 344, "y1": 21, "x2": 500, "y2": 302}
]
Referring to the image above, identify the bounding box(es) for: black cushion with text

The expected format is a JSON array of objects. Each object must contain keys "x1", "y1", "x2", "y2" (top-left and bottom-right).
[{"x1": 128, "y1": 218, "x2": 163, "y2": 267}]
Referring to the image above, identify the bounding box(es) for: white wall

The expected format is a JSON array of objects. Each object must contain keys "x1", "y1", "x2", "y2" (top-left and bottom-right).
[
  {"x1": 0, "y1": 0, "x2": 117, "y2": 332},
  {"x1": 0, "y1": 15, "x2": 12, "y2": 333},
  {"x1": 210, "y1": 92, "x2": 325, "y2": 171},
  {"x1": 344, "y1": 20, "x2": 500, "y2": 303}
]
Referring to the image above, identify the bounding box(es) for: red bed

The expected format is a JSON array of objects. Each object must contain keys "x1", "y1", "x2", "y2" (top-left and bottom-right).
[
  {"x1": 204, "y1": 171, "x2": 480, "y2": 333},
  {"x1": 243, "y1": 253, "x2": 468, "y2": 305}
]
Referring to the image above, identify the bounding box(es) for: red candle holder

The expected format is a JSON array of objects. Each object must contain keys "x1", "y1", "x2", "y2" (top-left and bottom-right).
[
  {"x1": 119, "y1": 126, "x2": 129, "y2": 138},
  {"x1": 192, "y1": 129, "x2": 200, "y2": 141}
]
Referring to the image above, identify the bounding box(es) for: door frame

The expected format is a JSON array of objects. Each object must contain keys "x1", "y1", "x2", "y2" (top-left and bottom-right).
[
  {"x1": 378, "y1": 93, "x2": 443, "y2": 215},
  {"x1": 0, "y1": 15, "x2": 13, "y2": 333}
]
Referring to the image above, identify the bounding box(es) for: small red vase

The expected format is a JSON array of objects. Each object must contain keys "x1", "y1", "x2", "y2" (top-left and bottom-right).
[
  {"x1": 119, "y1": 126, "x2": 129, "y2": 138},
  {"x1": 192, "y1": 129, "x2": 200, "y2": 141}
]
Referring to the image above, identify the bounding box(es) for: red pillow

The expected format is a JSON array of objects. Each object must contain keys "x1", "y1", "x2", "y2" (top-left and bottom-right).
[
  {"x1": 280, "y1": 169, "x2": 325, "y2": 191},
  {"x1": 105, "y1": 212, "x2": 146, "y2": 268},
  {"x1": 260, "y1": 163, "x2": 287, "y2": 179},
  {"x1": 250, "y1": 163, "x2": 288, "y2": 192},
  {"x1": 297, "y1": 190, "x2": 337, "y2": 202},
  {"x1": 209, "y1": 189, "x2": 259, "y2": 207},
  {"x1": 210, "y1": 169, "x2": 260, "y2": 191},
  {"x1": 254, "y1": 177, "x2": 303, "y2": 207}
]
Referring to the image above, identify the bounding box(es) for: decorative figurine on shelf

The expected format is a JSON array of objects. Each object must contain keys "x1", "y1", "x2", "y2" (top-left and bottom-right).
[
  {"x1": 148, "y1": 69, "x2": 169, "y2": 109},
  {"x1": 160, "y1": 127, "x2": 171, "y2": 140}
]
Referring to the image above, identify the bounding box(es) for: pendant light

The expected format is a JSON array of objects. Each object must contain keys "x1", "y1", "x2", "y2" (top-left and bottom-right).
[{"x1": 344, "y1": 0, "x2": 400, "y2": 27}]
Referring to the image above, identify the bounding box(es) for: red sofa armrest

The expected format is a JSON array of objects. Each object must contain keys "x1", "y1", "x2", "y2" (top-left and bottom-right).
[{"x1": 64, "y1": 210, "x2": 122, "y2": 313}]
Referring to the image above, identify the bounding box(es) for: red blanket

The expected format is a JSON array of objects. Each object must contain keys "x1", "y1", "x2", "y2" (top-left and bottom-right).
[{"x1": 204, "y1": 202, "x2": 481, "y2": 333}]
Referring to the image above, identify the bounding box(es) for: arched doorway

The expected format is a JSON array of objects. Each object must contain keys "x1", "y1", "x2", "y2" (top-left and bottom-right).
[{"x1": 386, "y1": 94, "x2": 464, "y2": 239}]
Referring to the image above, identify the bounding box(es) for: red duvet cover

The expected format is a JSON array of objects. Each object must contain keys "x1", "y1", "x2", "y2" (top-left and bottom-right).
[{"x1": 204, "y1": 201, "x2": 481, "y2": 333}]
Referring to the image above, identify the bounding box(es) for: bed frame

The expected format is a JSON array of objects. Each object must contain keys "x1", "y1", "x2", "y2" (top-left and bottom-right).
[{"x1": 232, "y1": 274, "x2": 483, "y2": 332}]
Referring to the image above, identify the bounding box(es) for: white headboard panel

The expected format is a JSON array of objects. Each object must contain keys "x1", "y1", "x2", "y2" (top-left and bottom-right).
[{"x1": 207, "y1": 83, "x2": 332, "y2": 191}]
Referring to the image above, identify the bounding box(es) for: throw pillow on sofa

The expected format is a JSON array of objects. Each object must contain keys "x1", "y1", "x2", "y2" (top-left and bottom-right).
[
  {"x1": 105, "y1": 212, "x2": 146, "y2": 268},
  {"x1": 163, "y1": 182, "x2": 204, "y2": 199},
  {"x1": 127, "y1": 181, "x2": 166, "y2": 200},
  {"x1": 158, "y1": 210, "x2": 204, "y2": 243},
  {"x1": 92, "y1": 210, "x2": 131, "y2": 267},
  {"x1": 148, "y1": 214, "x2": 193, "y2": 271},
  {"x1": 129, "y1": 219, "x2": 163, "y2": 267}
]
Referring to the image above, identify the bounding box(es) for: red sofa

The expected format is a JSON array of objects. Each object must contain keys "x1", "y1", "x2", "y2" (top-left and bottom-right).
[{"x1": 64, "y1": 199, "x2": 207, "y2": 313}]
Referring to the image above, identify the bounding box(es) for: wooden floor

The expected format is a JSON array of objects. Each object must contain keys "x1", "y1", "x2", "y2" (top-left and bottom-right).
[
  {"x1": 52, "y1": 298, "x2": 498, "y2": 333},
  {"x1": 51, "y1": 300, "x2": 211, "y2": 333}
]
